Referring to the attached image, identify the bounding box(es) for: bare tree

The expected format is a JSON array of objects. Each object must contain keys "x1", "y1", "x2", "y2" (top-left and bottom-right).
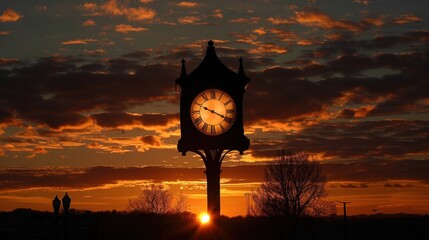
[
  {"x1": 128, "y1": 184, "x2": 188, "y2": 214},
  {"x1": 174, "y1": 192, "x2": 189, "y2": 213},
  {"x1": 252, "y1": 152, "x2": 330, "y2": 238},
  {"x1": 127, "y1": 184, "x2": 190, "y2": 239}
]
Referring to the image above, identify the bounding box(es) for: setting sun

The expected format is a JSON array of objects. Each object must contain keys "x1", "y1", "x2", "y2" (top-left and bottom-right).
[{"x1": 199, "y1": 213, "x2": 211, "y2": 225}]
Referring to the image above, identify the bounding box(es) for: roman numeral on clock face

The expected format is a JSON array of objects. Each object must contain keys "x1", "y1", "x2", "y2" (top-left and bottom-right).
[
  {"x1": 224, "y1": 116, "x2": 233, "y2": 124},
  {"x1": 210, "y1": 125, "x2": 216, "y2": 135},
  {"x1": 218, "y1": 91, "x2": 224, "y2": 100},
  {"x1": 201, "y1": 123, "x2": 208, "y2": 132},
  {"x1": 194, "y1": 117, "x2": 203, "y2": 125},
  {"x1": 190, "y1": 89, "x2": 236, "y2": 136}
]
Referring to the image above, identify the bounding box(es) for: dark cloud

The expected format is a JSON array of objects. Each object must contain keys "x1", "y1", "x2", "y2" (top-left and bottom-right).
[
  {"x1": 384, "y1": 183, "x2": 413, "y2": 188},
  {"x1": 140, "y1": 135, "x2": 161, "y2": 146},
  {"x1": 121, "y1": 50, "x2": 151, "y2": 60},
  {"x1": 250, "y1": 120, "x2": 429, "y2": 160},
  {"x1": 243, "y1": 42, "x2": 429, "y2": 123},
  {"x1": 302, "y1": 30, "x2": 429, "y2": 59},
  {"x1": 323, "y1": 159, "x2": 429, "y2": 184},
  {"x1": 1, "y1": 160, "x2": 428, "y2": 192},
  {"x1": 294, "y1": 8, "x2": 381, "y2": 32},
  {"x1": 337, "y1": 183, "x2": 369, "y2": 188},
  {"x1": 0, "y1": 107, "x2": 14, "y2": 123},
  {"x1": 0, "y1": 58, "x2": 23, "y2": 66},
  {"x1": 0, "y1": 56, "x2": 178, "y2": 130},
  {"x1": 91, "y1": 112, "x2": 179, "y2": 129}
]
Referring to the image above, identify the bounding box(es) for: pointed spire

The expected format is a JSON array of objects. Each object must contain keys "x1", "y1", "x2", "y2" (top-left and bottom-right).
[
  {"x1": 238, "y1": 57, "x2": 245, "y2": 76},
  {"x1": 208, "y1": 40, "x2": 214, "y2": 48},
  {"x1": 180, "y1": 58, "x2": 187, "y2": 77},
  {"x1": 206, "y1": 40, "x2": 216, "y2": 56}
]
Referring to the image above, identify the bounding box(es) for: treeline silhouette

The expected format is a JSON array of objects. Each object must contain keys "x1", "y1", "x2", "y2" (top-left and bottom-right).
[{"x1": 1, "y1": 208, "x2": 427, "y2": 240}]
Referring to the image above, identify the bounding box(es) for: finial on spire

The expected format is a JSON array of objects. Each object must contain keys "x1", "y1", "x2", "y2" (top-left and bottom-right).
[
  {"x1": 238, "y1": 57, "x2": 245, "y2": 75},
  {"x1": 208, "y1": 40, "x2": 214, "y2": 47},
  {"x1": 180, "y1": 58, "x2": 187, "y2": 77}
]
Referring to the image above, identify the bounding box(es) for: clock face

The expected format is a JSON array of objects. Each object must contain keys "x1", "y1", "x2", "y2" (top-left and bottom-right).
[{"x1": 190, "y1": 89, "x2": 236, "y2": 136}]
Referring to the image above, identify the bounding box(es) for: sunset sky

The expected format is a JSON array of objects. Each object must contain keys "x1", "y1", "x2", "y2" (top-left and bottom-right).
[{"x1": 1, "y1": 0, "x2": 429, "y2": 216}]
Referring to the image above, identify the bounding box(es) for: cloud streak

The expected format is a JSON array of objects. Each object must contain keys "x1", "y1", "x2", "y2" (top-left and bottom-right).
[
  {"x1": 0, "y1": 9, "x2": 22, "y2": 22},
  {"x1": 1, "y1": 160, "x2": 428, "y2": 192}
]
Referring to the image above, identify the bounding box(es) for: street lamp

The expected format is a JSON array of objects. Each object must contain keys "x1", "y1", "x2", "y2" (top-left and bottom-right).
[
  {"x1": 337, "y1": 201, "x2": 352, "y2": 240},
  {"x1": 62, "y1": 192, "x2": 71, "y2": 239},
  {"x1": 52, "y1": 195, "x2": 61, "y2": 240}
]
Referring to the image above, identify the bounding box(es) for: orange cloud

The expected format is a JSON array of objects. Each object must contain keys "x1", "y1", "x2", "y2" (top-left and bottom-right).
[
  {"x1": 0, "y1": 31, "x2": 11, "y2": 35},
  {"x1": 212, "y1": 9, "x2": 223, "y2": 19},
  {"x1": 82, "y1": 0, "x2": 156, "y2": 21},
  {"x1": 231, "y1": 33, "x2": 258, "y2": 45},
  {"x1": 82, "y1": 2, "x2": 98, "y2": 11},
  {"x1": 176, "y1": 1, "x2": 201, "y2": 8},
  {"x1": 363, "y1": 16, "x2": 384, "y2": 27},
  {"x1": 84, "y1": 48, "x2": 106, "y2": 57},
  {"x1": 269, "y1": 28, "x2": 297, "y2": 42},
  {"x1": 229, "y1": 17, "x2": 261, "y2": 24},
  {"x1": 26, "y1": 147, "x2": 47, "y2": 159},
  {"x1": 178, "y1": 16, "x2": 207, "y2": 25},
  {"x1": 0, "y1": 9, "x2": 22, "y2": 22},
  {"x1": 85, "y1": 135, "x2": 174, "y2": 153},
  {"x1": 126, "y1": 7, "x2": 156, "y2": 21},
  {"x1": 297, "y1": 39, "x2": 315, "y2": 46},
  {"x1": 249, "y1": 42, "x2": 288, "y2": 54},
  {"x1": 252, "y1": 28, "x2": 267, "y2": 35},
  {"x1": 61, "y1": 38, "x2": 98, "y2": 45},
  {"x1": 101, "y1": 0, "x2": 124, "y2": 16},
  {"x1": 267, "y1": 17, "x2": 293, "y2": 25},
  {"x1": 82, "y1": 19, "x2": 96, "y2": 27},
  {"x1": 353, "y1": 0, "x2": 370, "y2": 5},
  {"x1": 393, "y1": 14, "x2": 423, "y2": 24},
  {"x1": 295, "y1": 10, "x2": 362, "y2": 31},
  {"x1": 115, "y1": 24, "x2": 148, "y2": 33}
]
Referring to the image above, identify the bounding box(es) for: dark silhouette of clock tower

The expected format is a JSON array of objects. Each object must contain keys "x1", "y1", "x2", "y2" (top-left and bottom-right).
[{"x1": 176, "y1": 41, "x2": 250, "y2": 220}]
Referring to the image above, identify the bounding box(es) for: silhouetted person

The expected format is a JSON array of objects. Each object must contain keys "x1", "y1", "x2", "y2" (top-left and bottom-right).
[
  {"x1": 62, "y1": 193, "x2": 71, "y2": 240},
  {"x1": 52, "y1": 195, "x2": 61, "y2": 240}
]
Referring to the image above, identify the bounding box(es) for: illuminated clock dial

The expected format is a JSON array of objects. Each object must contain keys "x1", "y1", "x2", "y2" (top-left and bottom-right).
[{"x1": 190, "y1": 89, "x2": 236, "y2": 136}]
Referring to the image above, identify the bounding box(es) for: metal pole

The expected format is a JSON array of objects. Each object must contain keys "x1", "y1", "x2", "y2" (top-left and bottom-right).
[
  {"x1": 343, "y1": 202, "x2": 347, "y2": 240},
  {"x1": 338, "y1": 201, "x2": 351, "y2": 240},
  {"x1": 205, "y1": 150, "x2": 221, "y2": 220},
  {"x1": 244, "y1": 193, "x2": 251, "y2": 216}
]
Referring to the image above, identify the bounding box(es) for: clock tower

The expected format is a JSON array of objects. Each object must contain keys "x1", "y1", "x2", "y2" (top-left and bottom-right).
[{"x1": 176, "y1": 41, "x2": 250, "y2": 220}]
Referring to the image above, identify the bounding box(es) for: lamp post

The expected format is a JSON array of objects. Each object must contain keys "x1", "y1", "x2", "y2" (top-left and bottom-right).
[
  {"x1": 62, "y1": 192, "x2": 71, "y2": 240},
  {"x1": 338, "y1": 201, "x2": 351, "y2": 240},
  {"x1": 244, "y1": 193, "x2": 251, "y2": 216},
  {"x1": 52, "y1": 195, "x2": 61, "y2": 240}
]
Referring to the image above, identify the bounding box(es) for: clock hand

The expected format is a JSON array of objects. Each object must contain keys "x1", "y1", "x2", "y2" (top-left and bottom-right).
[{"x1": 202, "y1": 106, "x2": 225, "y2": 118}]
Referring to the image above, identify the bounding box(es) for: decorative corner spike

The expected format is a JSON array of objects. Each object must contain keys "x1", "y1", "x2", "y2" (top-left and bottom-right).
[
  {"x1": 180, "y1": 58, "x2": 187, "y2": 77},
  {"x1": 238, "y1": 57, "x2": 245, "y2": 75}
]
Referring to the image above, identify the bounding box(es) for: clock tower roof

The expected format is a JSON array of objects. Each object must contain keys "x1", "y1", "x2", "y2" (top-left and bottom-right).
[
  {"x1": 190, "y1": 40, "x2": 235, "y2": 75},
  {"x1": 176, "y1": 41, "x2": 249, "y2": 91}
]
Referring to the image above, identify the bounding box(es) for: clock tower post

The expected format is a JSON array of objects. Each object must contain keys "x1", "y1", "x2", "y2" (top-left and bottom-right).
[{"x1": 176, "y1": 41, "x2": 250, "y2": 221}]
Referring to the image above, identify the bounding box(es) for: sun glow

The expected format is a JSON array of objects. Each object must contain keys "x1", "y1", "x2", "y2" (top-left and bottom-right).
[{"x1": 199, "y1": 212, "x2": 210, "y2": 225}]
